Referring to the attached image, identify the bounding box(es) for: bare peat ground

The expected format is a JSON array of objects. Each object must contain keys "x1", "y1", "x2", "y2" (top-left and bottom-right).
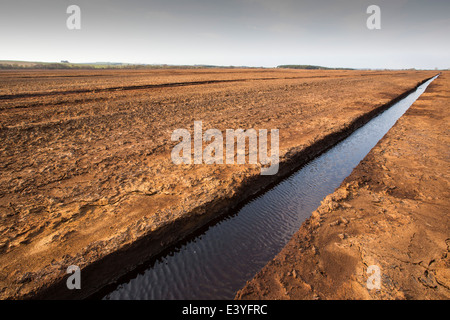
[
  {"x1": 0, "y1": 69, "x2": 436, "y2": 299},
  {"x1": 236, "y1": 72, "x2": 449, "y2": 300}
]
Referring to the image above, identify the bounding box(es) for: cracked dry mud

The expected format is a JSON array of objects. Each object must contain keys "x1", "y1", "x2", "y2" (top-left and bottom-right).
[
  {"x1": 236, "y1": 72, "x2": 449, "y2": 300},
  {"x1": 0, "y1": 69, "x2": 437, "y2": 299}
]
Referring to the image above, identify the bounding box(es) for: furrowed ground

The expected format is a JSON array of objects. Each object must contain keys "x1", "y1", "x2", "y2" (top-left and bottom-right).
[{"x1": 0, "y1": 69, "x2": 436, "y2": 298}]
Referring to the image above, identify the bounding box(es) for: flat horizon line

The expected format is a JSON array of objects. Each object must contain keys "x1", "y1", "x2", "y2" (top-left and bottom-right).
[{"x1": 0, "y1": 60, "x2": 447, "y2": 71}]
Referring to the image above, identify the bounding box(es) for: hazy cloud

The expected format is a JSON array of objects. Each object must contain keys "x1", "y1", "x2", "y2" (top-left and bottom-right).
[{"x1": 0, "y1": 0, "x2": 448, "y2": 68}]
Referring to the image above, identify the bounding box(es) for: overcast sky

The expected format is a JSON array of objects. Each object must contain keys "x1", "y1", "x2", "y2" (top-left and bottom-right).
[{"x1": 0, "y1": 0, "x2": 449, "y2": 69}]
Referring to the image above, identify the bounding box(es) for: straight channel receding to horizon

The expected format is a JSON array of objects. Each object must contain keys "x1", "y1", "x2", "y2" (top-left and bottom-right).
[{"x1": 103, "y1": 76, "x2": 438, "y2": 300}]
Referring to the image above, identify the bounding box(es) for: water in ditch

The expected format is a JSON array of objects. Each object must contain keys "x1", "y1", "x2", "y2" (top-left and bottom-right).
[{"x1": 103, "y1": 76, "x2": 437, "y2": 300}]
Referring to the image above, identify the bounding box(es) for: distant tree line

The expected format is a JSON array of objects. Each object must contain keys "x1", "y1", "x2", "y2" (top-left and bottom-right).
[{"x1": 277, "y1": 65, "x2": 354, "y2": 70}]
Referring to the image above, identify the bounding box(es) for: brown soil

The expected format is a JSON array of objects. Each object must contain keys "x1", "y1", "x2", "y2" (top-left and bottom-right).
[
  {"x1": 236, "y1": 72, "x2": 449, "y2": 300},
  {"x1": 0, "y1": 68, "x2": 437, "y2": 299}
]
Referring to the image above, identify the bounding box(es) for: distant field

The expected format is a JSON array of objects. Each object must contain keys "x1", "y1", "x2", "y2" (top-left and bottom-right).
[
  {"x1": 0, "y1": 60, "x2": 145, "y2": 70},
  {"x1": 0, "y1": 60, "x2": 247, "y2": 70}
]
